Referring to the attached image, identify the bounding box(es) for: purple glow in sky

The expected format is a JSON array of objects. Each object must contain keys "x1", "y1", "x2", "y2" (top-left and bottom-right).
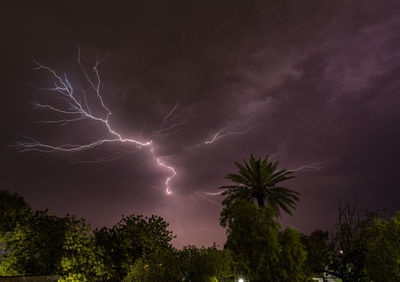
[{"x1": 1, "y1": 0, "x2": 400, "y2": 248}]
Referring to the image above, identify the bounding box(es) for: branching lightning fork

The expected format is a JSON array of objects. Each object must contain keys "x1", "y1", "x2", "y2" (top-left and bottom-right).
[
  {"x1": 17, "y1": 51, "x2": 177, "y2": 195},
  {"x1": 157, "y1": 99, "x2": 190, "y2": 137},
  {"x1": 17, "y1": 51, "x2": 321, "y2": 198}
]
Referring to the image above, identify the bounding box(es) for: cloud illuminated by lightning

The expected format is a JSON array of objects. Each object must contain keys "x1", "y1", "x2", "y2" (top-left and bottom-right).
[
  {"x1": 16, "y1": 48, "x2": 325, "y2": 200},
  {"x1": 16, "y1": 49, "x2": 177, "y2": 195}
]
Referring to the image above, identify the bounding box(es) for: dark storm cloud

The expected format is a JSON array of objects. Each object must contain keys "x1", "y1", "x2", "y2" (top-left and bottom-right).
[{"x1": 1, "y1": 0, "x2": 400, "y2": 247}]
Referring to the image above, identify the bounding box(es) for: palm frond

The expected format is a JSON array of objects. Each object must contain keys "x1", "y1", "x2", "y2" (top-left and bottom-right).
[{"x1": 219, "y1": 154, "x2": 300, "y2": 217}]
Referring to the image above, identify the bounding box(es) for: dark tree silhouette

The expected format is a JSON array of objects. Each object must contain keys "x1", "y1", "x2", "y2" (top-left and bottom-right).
[
  {"x1": 219, "y1": 154, "x2": 300, "y2": 216},
  {"x1": 0, "y1": 190, "x2": 31, "y2": 235}
]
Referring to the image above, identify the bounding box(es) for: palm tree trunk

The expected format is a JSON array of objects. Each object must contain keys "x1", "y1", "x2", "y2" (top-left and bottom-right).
[{"x1": 257, "y1": 197, "x2": 264, "y2": 207}]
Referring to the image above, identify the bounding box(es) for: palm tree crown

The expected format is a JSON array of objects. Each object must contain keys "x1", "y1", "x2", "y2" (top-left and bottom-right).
[{"x1": 220, "y1": 154, "x2": 300, "y2": 216}]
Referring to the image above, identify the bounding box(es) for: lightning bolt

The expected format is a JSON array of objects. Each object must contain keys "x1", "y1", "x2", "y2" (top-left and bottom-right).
[
  {"x1": 69, "y1": 150, "x2": 137, "y2": 165},
  {"x1": 204, "y1": 127, "x2": 253, "y2": 144},
  {"x1": 288, "y1": 162, "x2": 324, "y2": 172},
  {"x1": 157, "y1": 99, "x2": 190, "y2": 137},
  {"x1": 17, "y1": 49, "x2": 324, "y2": 198},
  {"x1": 16, "y1": 49, "x2": 177, "y2": 195},
  {"x1": 160, "y1": 98, "x2": 180, "y2": 129},
  {"x1": 156, "y1": 157, "x2": 176, "y2": 195}
]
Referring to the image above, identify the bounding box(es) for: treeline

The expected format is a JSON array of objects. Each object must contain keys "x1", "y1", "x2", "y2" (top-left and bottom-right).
[
  {"x1": 1, "y1": 155, "x2": 400, "y2": 281},
  {"x1": 0, "y1": 190, "x2": 235, "y2": 281},
  {"x1": 0, "y1": 190, "x2": 230, "y2": 281},
  {"x1": 303, "y1": 204, "x2": 400, "y2": 281}
]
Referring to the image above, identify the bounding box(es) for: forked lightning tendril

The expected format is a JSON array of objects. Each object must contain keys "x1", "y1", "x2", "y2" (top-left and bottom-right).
[
  {"x1": 17, "y1": 51, "x2": 177, "y2": 195},
  {"x1": 204, "y1": 127, "x2": 252, "y2": 144}
]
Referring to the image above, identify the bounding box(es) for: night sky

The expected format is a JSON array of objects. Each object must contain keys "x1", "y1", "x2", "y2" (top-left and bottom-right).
[{"x1": 1, "y1": 1, "x2": 400, "y2": 248}]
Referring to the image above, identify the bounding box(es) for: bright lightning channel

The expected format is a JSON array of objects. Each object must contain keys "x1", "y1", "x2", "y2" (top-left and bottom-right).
[
  {"x1": 17, "y1": 51, "x2": 178, "y2": 195},
  {"x1": 156, "y1": 157, "x2": 176, "y2": 195}
]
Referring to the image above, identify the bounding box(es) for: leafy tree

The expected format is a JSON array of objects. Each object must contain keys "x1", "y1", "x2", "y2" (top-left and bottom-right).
[
  {"x1": 203, "y1": 245, "x2": 234, "y2": 281},
  {"x1": 124, "y1": 248, "x2": 185, "y2": 281},
  {"x1": 93, "y1": 226, "x2": 122, "y2": 279},
  {"x1": 305, "y1": 205, "x2": 398, "y2": 281},
  {"x1": 364, "y1": 212, "x2": 400, "y2": 281},
  {"x1": 59, "y1": 215, "x2": 107, "y2": 281},
  {"x1": 279, "y1": 227, "x2": 308, "y2": 282},
  {"x1": 177, "y1": 245, "x2": 233, "y2": 281},
  {"x1": 0, "y1": 190, "x2": 31, "y2": 235},
  {"x1": 224, "y1": 199, "x2": 301, "y2": 281},
  {"x1": 124, "y1": 258, "x2": 150, "y2": 281},
  {"x1": 0, "y1": 210, "x2": 65, "y2": 276},
  {"x1": 222, "y1": 200, "x2": 307, "y2": 281},
  {"x1": 219, "y1": 154, "x2": 299, "y2": 218},
  {"x1": 0, "y1": 190, "x2": 106, "y2": 280},
  {"x1": 179, "y1": 246, "x2": 212, "y2": 280},
  {"x1": 124, "y1": 245, "x2": 234, "y2": 282},
  {"x1": 95, "y1": 214, "x2": 175, "y2": 279},
  {"x1": 328, "y1": 204, "x2": 370, "y2": 281},
  {"x1": 302, "y1": 229, "x2": 334, "y2": 277}
]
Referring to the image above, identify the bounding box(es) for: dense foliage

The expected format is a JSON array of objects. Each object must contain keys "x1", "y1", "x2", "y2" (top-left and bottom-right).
[
  {"x1": 302, "y1": 205, "x2": 400, "y2": 281},
  {"x1": 124, "y1": 244, "x2": 233, "y2": 281},
  {"x1": 223, "y1": 200, "x2": 306, "y2": 281},
  {"x1": 0, "y1": 190, "x2": 234, "y2": 281},
  {"x1": 0, "y1": 190, "x2": 31, "y2": 236},
  {"x1": 59, "y1": 215, "x2": 106, "y2": 281},
  {"x1": 301, "y1": 229, "x2": 333, "y2": 277},
  {"x1": 364, "y1": 212, "x2": 400, "y2": 281},
  {"x1": 0, "y1": 190, "x2": 176, "y2": 281},
  {"x1": 0, "y1": 210, "x2": 66, "y2": 276},
  {"x1": 94, "y1": 214, "x2": 175, "y2": 279}
]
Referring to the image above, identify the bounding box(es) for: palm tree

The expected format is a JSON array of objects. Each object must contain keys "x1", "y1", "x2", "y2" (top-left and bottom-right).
[{"x1": 219, "y1": 154, "x2": 300, "y2": 216}]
